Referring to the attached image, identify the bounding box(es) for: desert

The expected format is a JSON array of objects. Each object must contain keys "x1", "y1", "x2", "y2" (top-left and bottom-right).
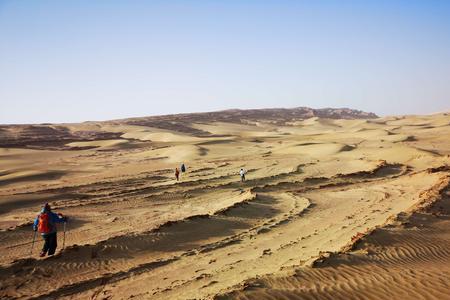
[{"x1": 0, "y1": 107, "x2": 449, "y2": 299}]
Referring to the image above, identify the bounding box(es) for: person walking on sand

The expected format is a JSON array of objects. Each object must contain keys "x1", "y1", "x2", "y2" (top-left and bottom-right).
[
  {"x1": 181, "y1": 163, "x2": 186, "y2": 173},
  {"x1": 175, "y1": 167, "x2": 180, "y2": 181},
  {"x1": 239, "y1": 168, "x2": 247, "y2": 182},
  {"x1": 33, "y1": 203, "x2": 67, "y2": 257}
]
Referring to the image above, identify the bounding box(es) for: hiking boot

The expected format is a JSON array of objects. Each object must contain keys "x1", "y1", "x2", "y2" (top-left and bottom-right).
[{"x1": 39, "y1": 251, "x2": 46, "y2": 257}]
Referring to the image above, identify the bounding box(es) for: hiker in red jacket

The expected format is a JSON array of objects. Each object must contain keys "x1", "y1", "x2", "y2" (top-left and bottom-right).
[{"x1": 33, "y1": 203, "x2": 67, "y2": 257}]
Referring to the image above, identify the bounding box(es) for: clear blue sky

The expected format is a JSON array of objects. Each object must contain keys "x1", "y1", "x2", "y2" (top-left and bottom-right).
[{"x1": 1, "y1": 0, "x2": 449, "y2": 124}]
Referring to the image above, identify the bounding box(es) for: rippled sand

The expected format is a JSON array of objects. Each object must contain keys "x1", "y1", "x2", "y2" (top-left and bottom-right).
[{"x1": 0, "y1": 110, "x2": 449, "y2": 299}]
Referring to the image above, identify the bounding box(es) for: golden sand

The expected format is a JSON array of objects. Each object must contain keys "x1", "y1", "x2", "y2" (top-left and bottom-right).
[{"x1": 0, "y1": 110, "x2": 449, "y2": 299}]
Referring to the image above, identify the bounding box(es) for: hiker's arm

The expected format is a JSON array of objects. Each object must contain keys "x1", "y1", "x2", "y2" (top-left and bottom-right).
[
  {"x1": 51, "y1": 212, "x2": 67, "y2": 223},
  {"x1": 33, "y1": 217, "x2": 39, "y2": 231}
]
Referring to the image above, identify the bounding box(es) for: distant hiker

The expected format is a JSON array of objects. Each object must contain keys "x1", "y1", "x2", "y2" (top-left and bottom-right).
[
  {"x1": 181, "y1": 163, "x2": 186, "y2": 173},
  {"x1": 33, "y1": 203, "x2": 67, "y2": 257},
  {"x1": 239, "y1": 168, "x2": 247, "y2": 182},
  {"x1": 175, "y1": 167, "x2": 180, "y2": 181}
]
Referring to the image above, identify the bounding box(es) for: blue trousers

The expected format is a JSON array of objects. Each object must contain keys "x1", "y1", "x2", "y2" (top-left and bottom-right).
[{"x1": 42, "y1": 232, "x2": 57, "y2": 255}]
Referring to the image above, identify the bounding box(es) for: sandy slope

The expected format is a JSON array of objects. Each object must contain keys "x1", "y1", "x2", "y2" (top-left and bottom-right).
[
  {"x1": 0, "y1": 110, "x2": 449, "y2": 299},
  {"x1": 220, "y1": 172, "x2": 450, "y2": 300}
]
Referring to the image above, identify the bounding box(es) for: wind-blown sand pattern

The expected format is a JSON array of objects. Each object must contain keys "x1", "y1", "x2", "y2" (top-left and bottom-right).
[{"x1": 0, "y1": 108, "x2": 449, "y2": 299}]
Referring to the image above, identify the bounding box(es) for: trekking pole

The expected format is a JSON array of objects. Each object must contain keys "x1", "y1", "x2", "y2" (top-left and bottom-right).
[
  {"x1": 30, "y1": 231, "x2": 37, "y2": 256},
  {"x1": 62, "y1": 221, "x2": 67, "y2": 250}
]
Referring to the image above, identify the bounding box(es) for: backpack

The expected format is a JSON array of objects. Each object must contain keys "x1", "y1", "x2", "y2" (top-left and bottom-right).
[{"x1": 38, "y1": 212, "x2": 53, "y2": 234}]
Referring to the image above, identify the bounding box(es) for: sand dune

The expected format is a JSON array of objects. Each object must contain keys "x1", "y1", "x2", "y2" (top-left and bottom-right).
[
  {"x1": 220, "y1": 173, "x2": 450, "y2": 300},
  {"x1": 66, "y1": 139, "x2": 132, "y2": 150},
  {"x1": 273, "y1": 142, "x2": 355, "y2": 157},
  {"x1": 122, "y1": 130, "x2": 203, "y2": 143},
  {"x1": 0, "y1": 108, "x2": 448, "y2": 299}
]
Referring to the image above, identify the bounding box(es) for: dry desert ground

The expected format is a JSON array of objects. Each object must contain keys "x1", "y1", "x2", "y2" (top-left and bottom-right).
[{"x1": 0, "y1": 108, "x2": 449, "y2": 299}]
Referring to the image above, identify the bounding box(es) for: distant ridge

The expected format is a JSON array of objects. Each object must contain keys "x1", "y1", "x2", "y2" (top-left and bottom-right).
[
  {"x1": 118, "y1": 107, "x2": 378, "y2": 132},
  {"x1": 115, "y1": 107, "x2": 378, "y2": 127},
  {"x1": 0, "y1": 107, "x2": 377, "y2": 148},
  {"x1": 119, "y1": 107, "x2": 378, "y2": 124}
]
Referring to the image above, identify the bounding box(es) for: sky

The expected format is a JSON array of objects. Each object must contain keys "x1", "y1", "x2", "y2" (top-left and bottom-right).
[{"x1": 1, "y1": 0, "x2": 450, "y2": 124}]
